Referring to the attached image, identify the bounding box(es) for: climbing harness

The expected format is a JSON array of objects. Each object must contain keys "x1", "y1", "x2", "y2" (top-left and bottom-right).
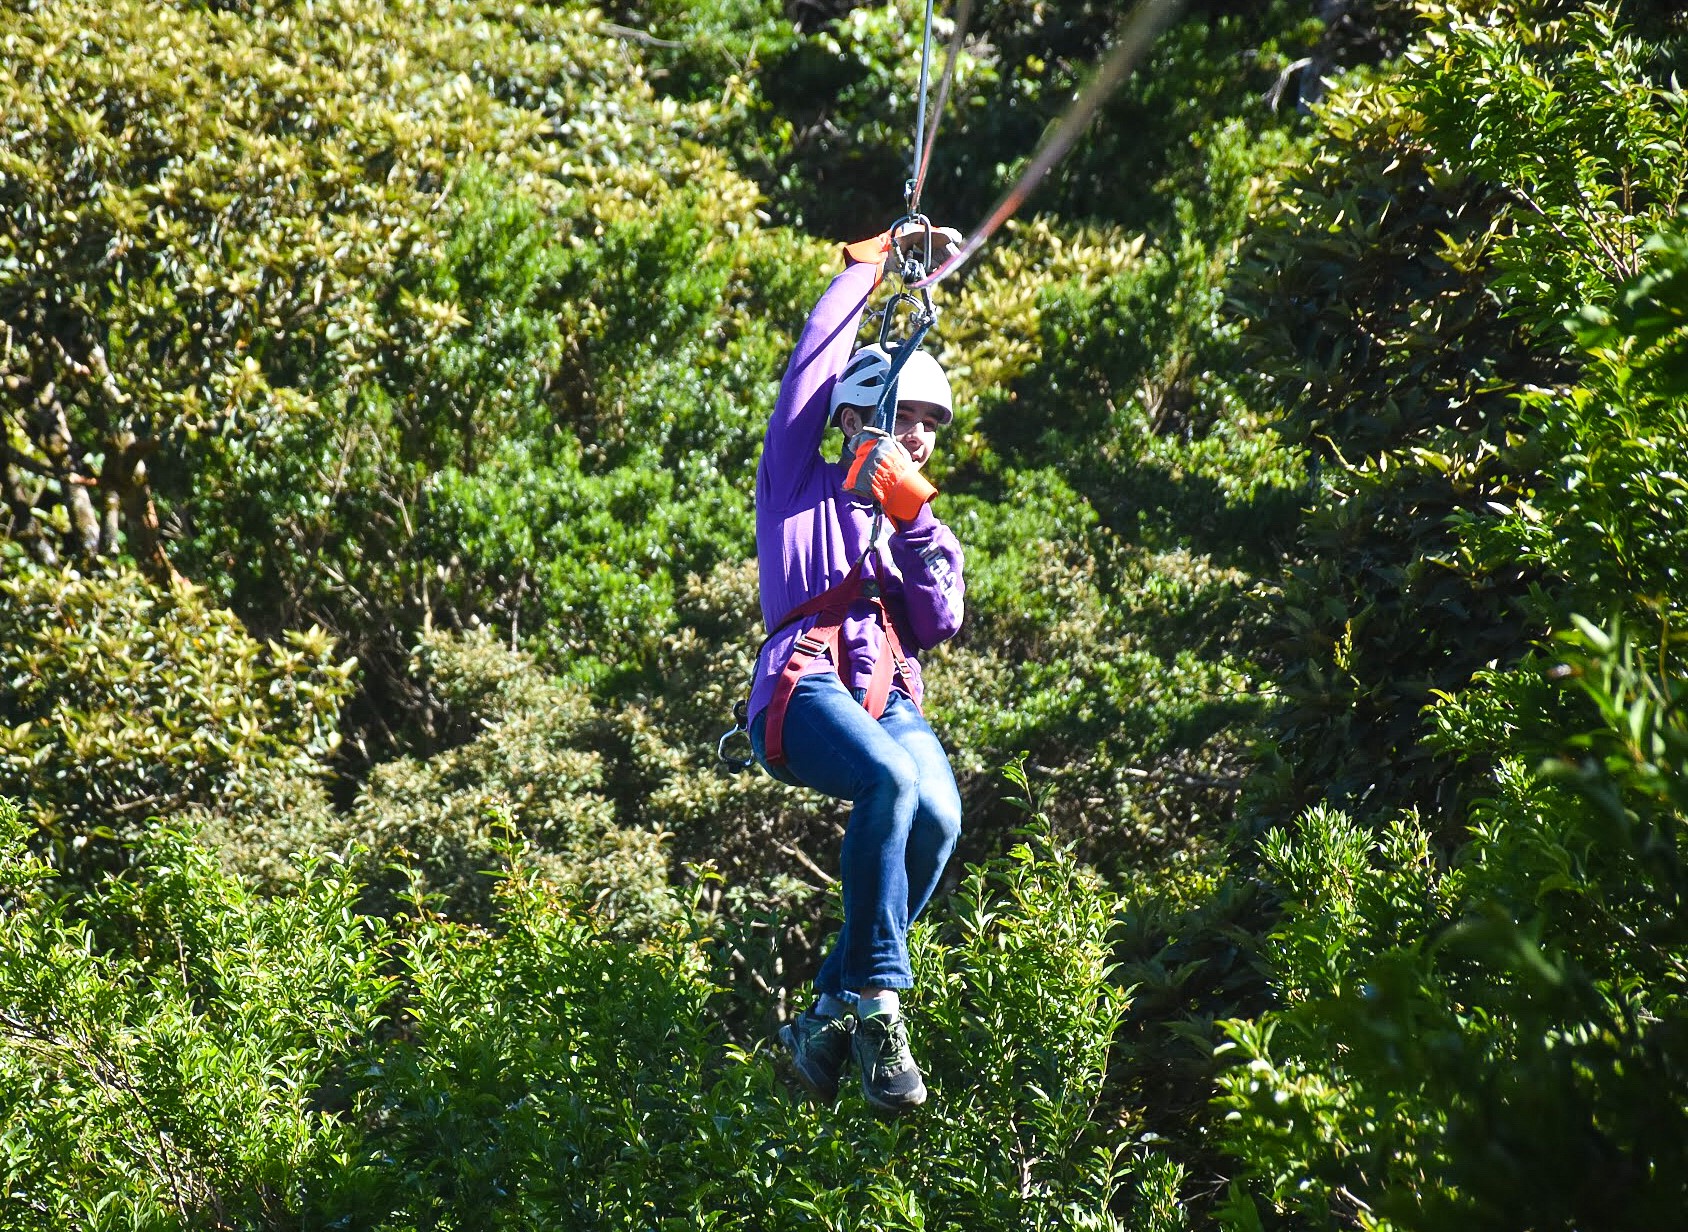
[
  {"x1": 717, "y1": 0, "x2": 1186, "y2": 773},
  {"x1": 715, "y1": 549, "x2": 921, "y2": 773},
  {"x1": 762, "y1": 555, "x2": 918, "y2": 767}
]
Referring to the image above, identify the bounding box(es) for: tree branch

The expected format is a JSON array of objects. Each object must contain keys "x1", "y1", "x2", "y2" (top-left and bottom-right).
[
  {"x1": 101, "y1": 431, "x2": 183, "y2": 587},
  {"x1": 597, "y1": 21, "x2": 685, "y2": 50}
]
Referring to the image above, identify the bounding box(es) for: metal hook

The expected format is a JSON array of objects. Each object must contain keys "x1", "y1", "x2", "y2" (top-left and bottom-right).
[
  {"x1": 876, "y1": 290, "x2": 923, "y2": 349},
  {"x1": 889, "y1": 214, "x2": 937, "y2": 289},
  {"x1": 716, "y1": 699, "x2": 756, "y2": 774}
]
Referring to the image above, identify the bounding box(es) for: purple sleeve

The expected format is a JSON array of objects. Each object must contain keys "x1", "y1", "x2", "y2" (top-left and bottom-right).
[
  {"x1": 756, "y1": 260, "x2": 879, "y2": 510},
  {"x1": 887, "y1": 503, "x2": 966, "y2": 649}
]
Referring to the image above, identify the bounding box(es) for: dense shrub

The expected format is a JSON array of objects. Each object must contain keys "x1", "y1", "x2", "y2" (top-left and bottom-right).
[
  {"x1": 1213, "y1": 19, "x2": 1688, "y2": 1222},
  {"x1": 0, "y1": 550, "x2": 352, "y2": 876},
  {"x1": 1238, "y1": 0, "x2": 1688, "y2": 834},
  {"x1": 1217, "y1": 620, "x2": 1688, "y2": 1229},
  {"x1": 9, "y1": 0, "x2": 1688, "y2": 1224},
  {"x1": 0, "y1": 794, "x2": 1187, "y2": 1230},
  {"x1": 0, "y1": 801, "x2": 390, "y2": 1227},
  {"x1": 333, "y1": 627, "x2": 674, "y2": 928}
]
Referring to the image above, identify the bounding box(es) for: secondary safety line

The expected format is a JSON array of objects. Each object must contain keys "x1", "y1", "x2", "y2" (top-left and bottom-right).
[{"x1": 912, "y1": 0, "x2": 1186, "y2": 291}]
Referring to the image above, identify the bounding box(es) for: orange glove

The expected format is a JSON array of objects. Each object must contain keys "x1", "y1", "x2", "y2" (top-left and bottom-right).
[
  {"x1": 842, "y1": 231, "x2": 894, "y2": 285},
  {"x1": 842, "y1": 226, "x2": 964, "y2": 285},
  {"x1": 845, "y1": 429, "x2": 936, "y2": 525}
]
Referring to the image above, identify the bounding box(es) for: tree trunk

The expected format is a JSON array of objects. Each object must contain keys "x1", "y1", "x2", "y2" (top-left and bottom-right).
[
  {"x1": 0, "y1": 444, "x2": 56, "y2": 567},
  {"x1": 28, "y1": 379, "x2": 102, "y2": 557},
  {"x1": 103, "y1": 432, "x2": 183, "y2": 588}
]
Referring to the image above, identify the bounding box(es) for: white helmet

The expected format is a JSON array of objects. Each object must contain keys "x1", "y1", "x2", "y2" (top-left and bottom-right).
[{"x1": 829, "y1": 344, "x2": 953, "y2": 425}]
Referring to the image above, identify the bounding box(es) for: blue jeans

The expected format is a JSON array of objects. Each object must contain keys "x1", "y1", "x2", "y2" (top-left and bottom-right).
[{"x1": 751, "y1": 672, "x2": 962, "y2": 994}]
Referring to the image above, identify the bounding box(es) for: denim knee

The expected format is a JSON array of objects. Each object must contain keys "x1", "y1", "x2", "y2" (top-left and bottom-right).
[
  {"x1": 858, "y1": 745, "x2": 921, "y2": 815},
  {"x1": 921, "y1": 791, "x2": 962, "y2": 851}
]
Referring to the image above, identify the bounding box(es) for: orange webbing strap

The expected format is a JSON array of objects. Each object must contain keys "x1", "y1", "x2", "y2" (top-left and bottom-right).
[{"x1": 764, "y1": 622, "x2": 840, "y2": 767}]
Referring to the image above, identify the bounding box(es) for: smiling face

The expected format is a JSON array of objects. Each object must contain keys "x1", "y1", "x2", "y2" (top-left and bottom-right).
[{"x1": 839, "y1": 402, "x2": 944, "y2": 468}]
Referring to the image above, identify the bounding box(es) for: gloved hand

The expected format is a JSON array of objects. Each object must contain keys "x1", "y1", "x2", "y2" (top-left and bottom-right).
[
  {"x1": 845, "y1": 428, "x2": 937, "y2": 525},
  {"x1": 842, "y1": 224, "x2": 963, "y2": 284},
  {"x1": 891, "y1": 222, "x2": 963, "y2": 272}
]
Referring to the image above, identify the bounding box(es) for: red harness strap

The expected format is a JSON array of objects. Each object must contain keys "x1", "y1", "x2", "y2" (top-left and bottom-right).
[{"x1": 763, "y1": 555, "x2": 917, "y2": 768}]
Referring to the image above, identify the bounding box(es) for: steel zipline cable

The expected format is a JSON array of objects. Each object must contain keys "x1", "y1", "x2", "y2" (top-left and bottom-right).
[
  {"x1": 718, "y1": 0, "x2": 1185, "y2": 771},
  {"x1": 906, "y1": 0, "x2": 978, "y2": 219},
  {"x1": 910, "y1": 0, "x2": 1186, "y2": 292},
  {"x1": 881, "y1": 0, "x2": 1185, "y2": 425},
  {"x1": 908, "y1": 0, "x2": 974, "y2": 217},
  {"x1": 907, "y1": 0, "x2": 938, "y2": 215}
]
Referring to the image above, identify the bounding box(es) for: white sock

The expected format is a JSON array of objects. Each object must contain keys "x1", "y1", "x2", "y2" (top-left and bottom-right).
[
  {"x1": 815, "y1": 992, "x2": 853, "y2": 1020},
  {"x1": 856, "y1": 990, "x2": 901, "y2": 1019}
]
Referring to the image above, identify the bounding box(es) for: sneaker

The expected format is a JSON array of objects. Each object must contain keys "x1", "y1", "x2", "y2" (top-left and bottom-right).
[
  {"x1": 852, "y1": 1010, "x2": 928, "y2": 1113},
  {"x1": 777, "y1": 1004, "x2": 855, "y2": 1103}
]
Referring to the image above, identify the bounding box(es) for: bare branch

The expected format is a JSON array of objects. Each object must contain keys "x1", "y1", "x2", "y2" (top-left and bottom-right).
[
  {"x1": 597, "y1": 21, "x2": 685, "y2": 50},
  {"x1": 776, "y1": 840, "x2": 837, "y2": 887},
  {"x1": 1265, "y1": 57, "x2": 1314, "y2": 112}
]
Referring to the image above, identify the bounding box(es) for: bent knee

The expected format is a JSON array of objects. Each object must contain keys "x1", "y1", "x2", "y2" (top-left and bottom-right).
[
  {"x1": 919, "y1": 790, "x2": 962, "y2": 847},
  {"x1": 858, "y1": 746, "x2": 921, "y2": 805}
]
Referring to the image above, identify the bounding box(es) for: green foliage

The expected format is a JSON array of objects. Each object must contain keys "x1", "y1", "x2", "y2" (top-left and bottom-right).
[
  {"x1": 0, "y1": 550, "x2": 352, "y2": 874},
  {"x1": 962, "y1": 119, "x2": 1307, "y2": 563},
  {"x1": 1469, "y1": 218, "x2": 1688, "y2": 623},
  {"x1": 366, "y1": 824, "x2": 1143, "y2": 1229},
  {"x1": 14, "y1": 0, "x2": 1688, "y2": 1224},
  {"x1": 0, "y1": 0, "x2": 775, "y2": 767},
  {"x1": 1208, "y1": 14, "x2": 1688, "y2": 1224},
  {"x1": 1106, "y1": 852, "x2": 1274, "y2": 1225},
  {"x1": 933, "y1": 479, "x2": 1263, "y2": 873},
  {"x1": 631, "y1": 0, "x2": 1328, "y2": 239},
  {"x1": 0, "y1": 801, "x2": 390, "y2": 1227},
  {"x1": 0, "y1": 797, "x2": 1187, "y2": 1229},
  {"x1": 1574, "y1": 222, "x2": 1688, "y2": 392},
  {"x1": 1412, "y1": 3, "x2": 1688, "y2": 321},
  {"x1": 0, "y1": 0, "x2": 608, "y2": 576},
  {"x1": 335, "y1": 627, "x2": 674, "y2": 927},
  {"x1": 1218, "y1": 617, "x2": 1688, "y2": 1229},
  {"x1": 1240, "y1": 0, "x2": 1688, "y2": 831}
]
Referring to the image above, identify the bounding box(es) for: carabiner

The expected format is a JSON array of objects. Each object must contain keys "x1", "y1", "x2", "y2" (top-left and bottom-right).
[
  {"x1": 876, "y1": 290, "x2": 923, "y2": 350},
  {"x1": 889, "y1": 214, "x2": 937, "y2": 288},
  {"x1": 716, "y1": 699, "x2": 757, "y2": 774}
]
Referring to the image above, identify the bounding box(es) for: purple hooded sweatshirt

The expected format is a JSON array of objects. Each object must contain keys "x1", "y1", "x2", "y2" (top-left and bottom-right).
[{"x1": 749, "y1": 254, "x2": 966, "y2": 726}]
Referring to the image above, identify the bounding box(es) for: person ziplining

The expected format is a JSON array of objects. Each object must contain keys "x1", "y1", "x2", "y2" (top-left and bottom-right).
[
  {"x1": 721, "y1": 0, "x2": 980, "y2": 1115},
  {"x1": 751, "y1": 219, "x2": 968, "y2": 1114},
  {"x1": 718, "y1": 0, "x2": 1185, "y2": 1115}
]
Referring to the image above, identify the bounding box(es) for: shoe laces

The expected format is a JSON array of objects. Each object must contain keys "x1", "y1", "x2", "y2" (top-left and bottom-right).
[
  {"x1": 802, "y1": 1007, "x2": 852, "y2": 1047},
  {"x1": 863, "y1": 1013, "x2": 913, "y2": 1075}
]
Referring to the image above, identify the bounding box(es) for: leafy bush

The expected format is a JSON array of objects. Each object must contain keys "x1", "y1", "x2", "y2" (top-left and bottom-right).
[
  {"x1": 333, "y1": 627, "x2": 674, "y2": 928},
  {"x1": 1217, "y1": 617, "x2": 1688, "y2": 1230},
  {"x1": 0, "y1": 801, "x2": 390, "y2": 1227},
  {"x1": 1238, "y1": 0, "x2": 1688, "y2": 833},
  {"x1": 1470, "y1": 220, "x2": 1688, "y2": 628},
  {"x1": 0, "y1": 0, "x2": 771, "y2": 766},
  {"x1": 0, "y1": 790, "x2": 1193, "y2": 1230},
  {"x1": 0, "y1": 550, "x2": 352, "y2": 875}
]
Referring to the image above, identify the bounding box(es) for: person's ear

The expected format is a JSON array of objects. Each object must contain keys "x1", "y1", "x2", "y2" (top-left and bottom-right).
[{"x1": 839, "y1": 407, "x2": 862, "y2": 438}]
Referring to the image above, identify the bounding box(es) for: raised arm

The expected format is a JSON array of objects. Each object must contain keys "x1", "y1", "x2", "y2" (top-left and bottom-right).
[{"x1": 757, "y1": 238, "x2": 889, "y2": 510}]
